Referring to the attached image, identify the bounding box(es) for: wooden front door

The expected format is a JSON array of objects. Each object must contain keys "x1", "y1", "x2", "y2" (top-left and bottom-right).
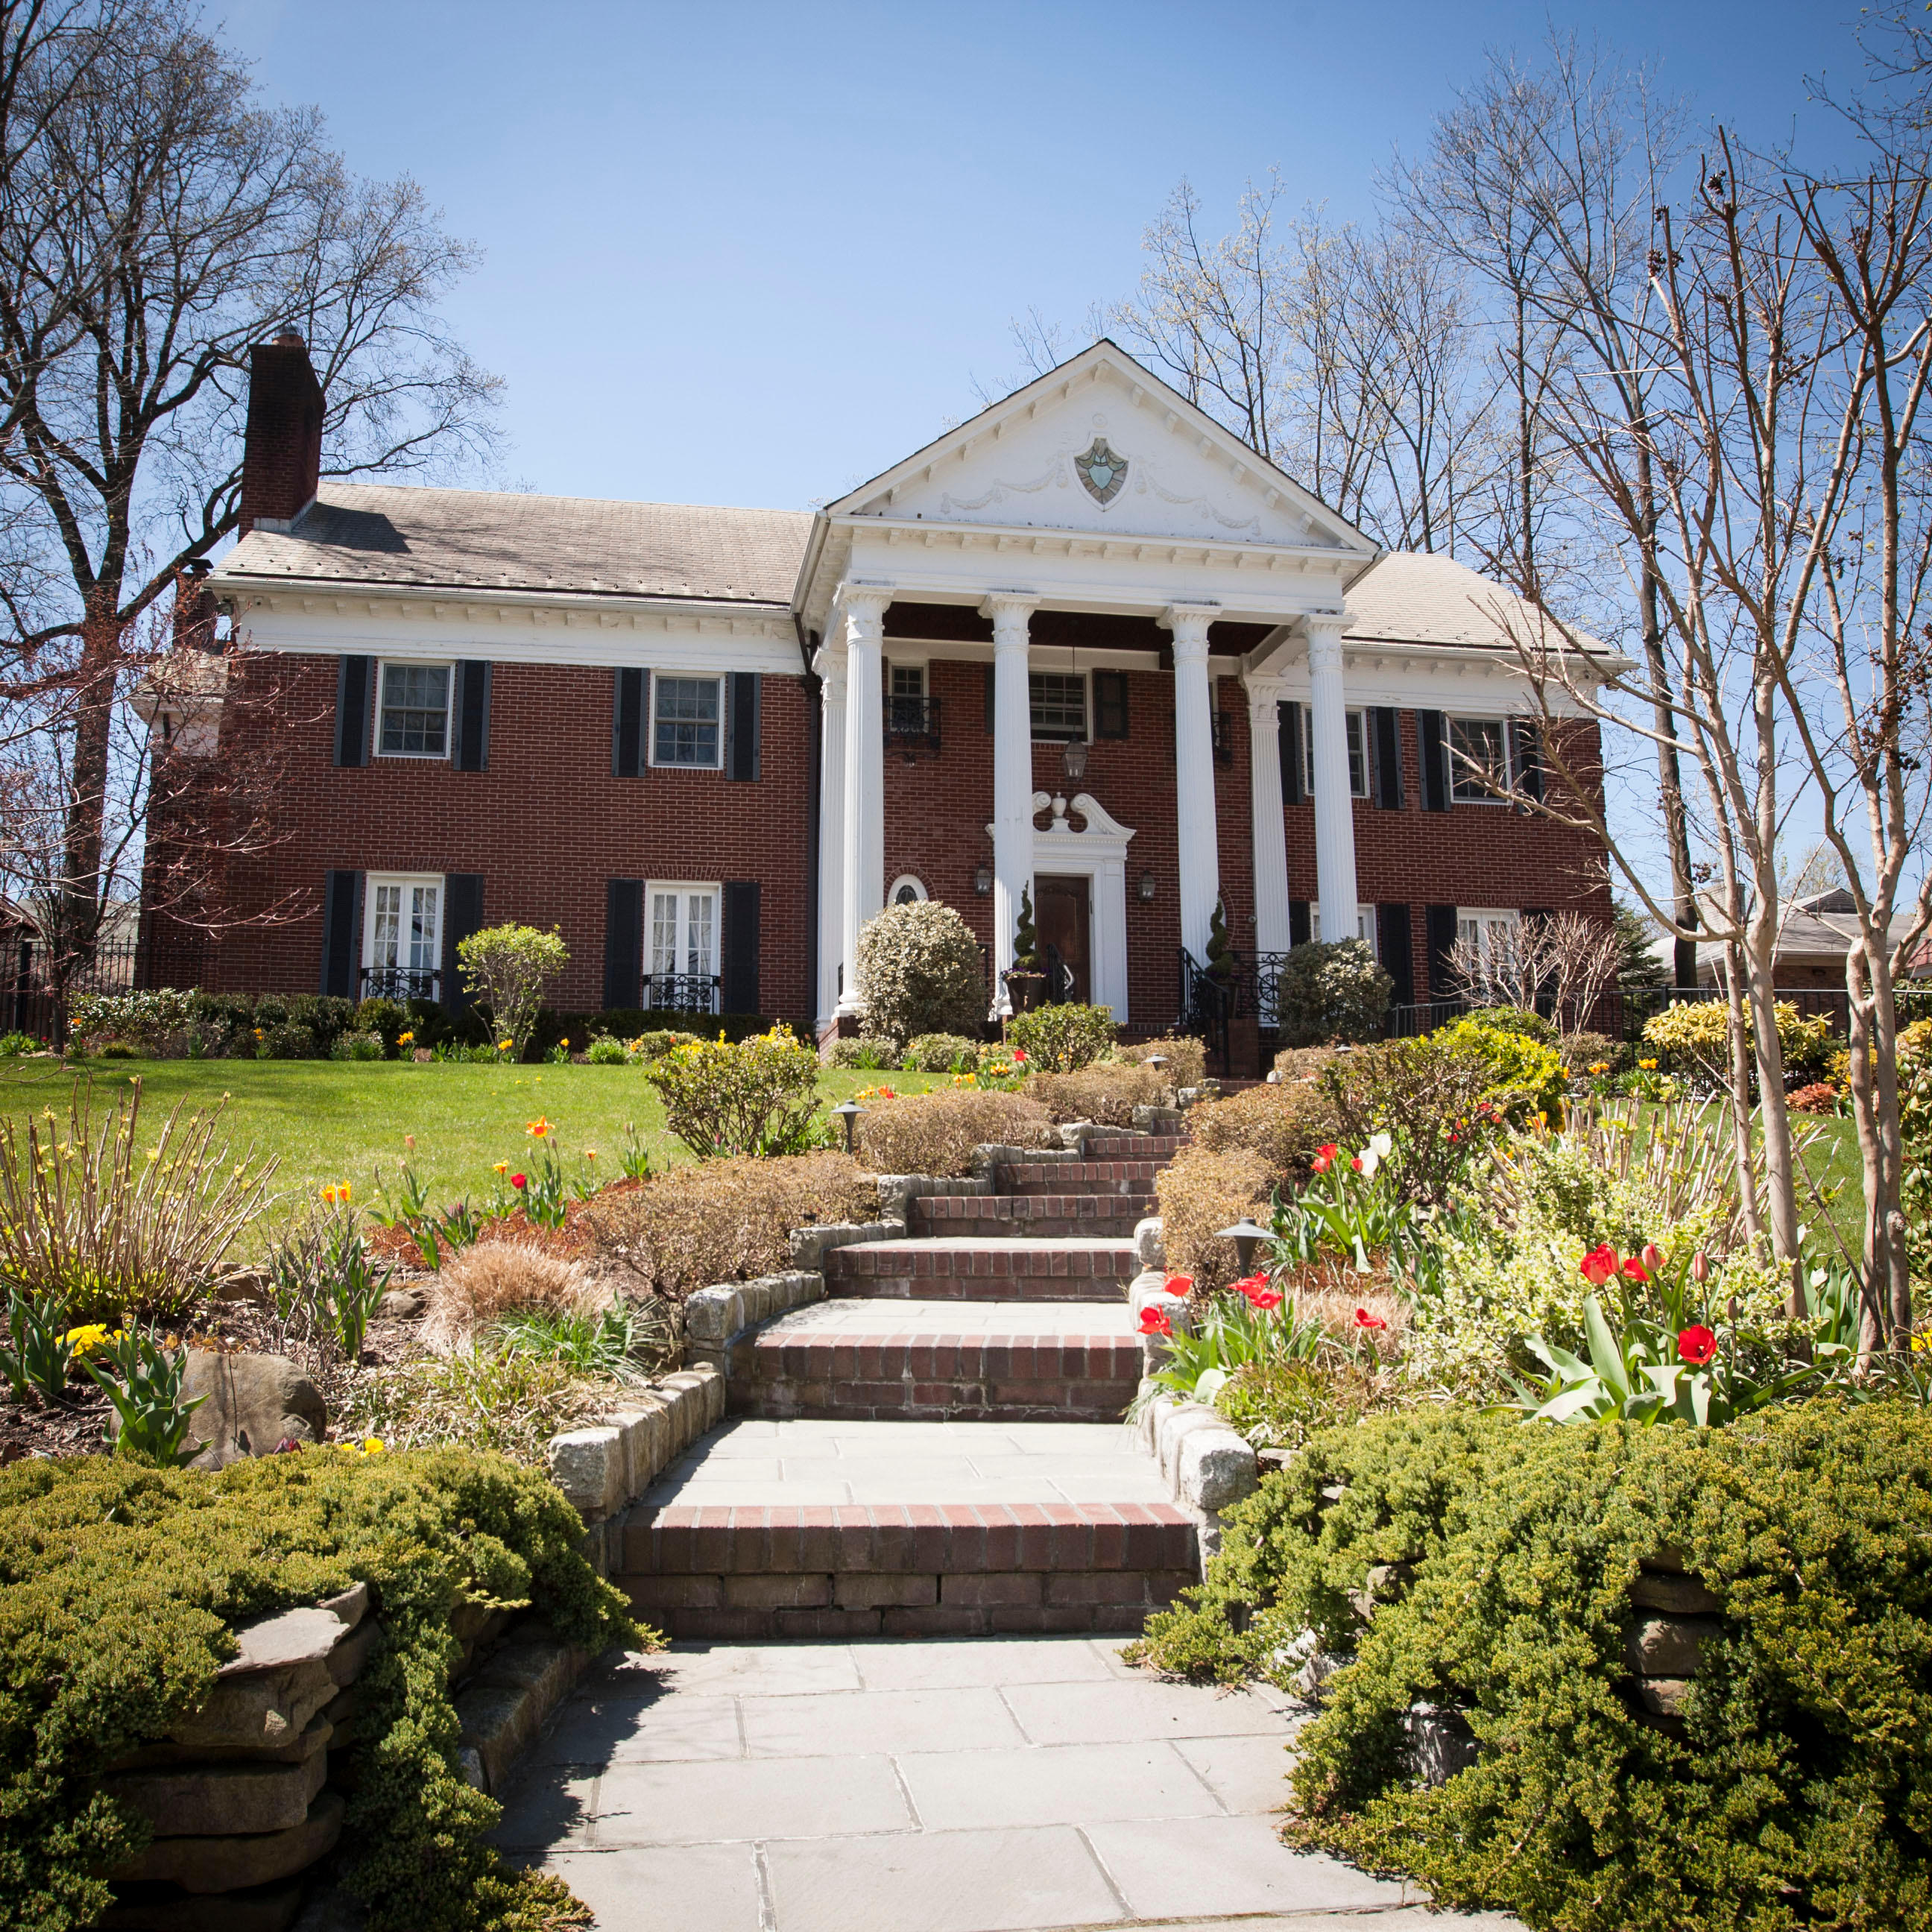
[{"x1": 1035, "y1": 874, "x2": 1091, "y2": 1006}]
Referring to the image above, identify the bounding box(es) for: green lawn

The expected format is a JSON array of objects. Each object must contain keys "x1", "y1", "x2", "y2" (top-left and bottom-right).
[{"x1": 0, "y1": 1058, "x2": 951, "y2": 1238}]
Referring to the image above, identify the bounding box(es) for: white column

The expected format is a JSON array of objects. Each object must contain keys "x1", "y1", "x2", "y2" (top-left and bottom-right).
[
  {"x1": 812, "y1": 640, "x2": 847, "y2": 1032},
  {"x1": 835, "y1": 589, "x2": 889, "y2": 1018},
  {"x1": 1306, "y1": 614, "x2": 1360, "y2": 947},
  {"x1": 1245, "y1": 674, "x2": 1292, "y2": 956},
  {"x1": 1164, "y1": 603, "x2": 1220, "y2": 960},
  {"x1": 984, "y1": 593, "x2": 1037, "y2": 1015}
]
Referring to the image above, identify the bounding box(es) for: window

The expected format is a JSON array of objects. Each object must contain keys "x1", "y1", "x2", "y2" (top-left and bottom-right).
[
  {"x1": 1310, "y1": 903, "x2": 1377, "y2": 954},
  {"x1": 1301, "y1": 707, "x2": 1370, "y2": 798},
  {"x1": 363, "y1": 874, "x2": 441, "y2": 999},
  {"x1": 651, "y1": 675, "x2": 722, "y2": 768},
  {"x1": 645, "y1": 883, "x2": 719, "y2": 1011},
  {"x1": 888, "y1": 874, "x2": 928, "y2": 906},
  {"x1": 1030, "y1": 672, "x2": 1087, "y2": 742},
  {"x1": 1456, "y1": 907, "x2": 1521, "y2": 994},
  {"x1": 377, "y1": 663, "x2": 451, "y2": 757},
  {"x1": 886, "y1": 663, "x2": 934, "y2": 745},
  {"x1": 1450, "y1": 716, "x2": 1512, "y2": 801},
  {"x1": 888, "y1": 663, "x2": 925, "y2": 701}
]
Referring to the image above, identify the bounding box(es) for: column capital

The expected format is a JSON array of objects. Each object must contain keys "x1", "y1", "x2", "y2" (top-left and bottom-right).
[
  {"x1": 1161, "y1": 602, "x2": 1217, "y2": 652},
  {"x1": 841, "y1": 585, "x2": 893, "y2": 636},
  {"x1": 979, "y1": 590, "x2": 1038, "y2": 635},
  {"x1": 1243, "y1": 672, "x2": 1289, "y2": 716},
  {"x1": 1303, "y1": 608, "x2": 1348, "y2": 668}
]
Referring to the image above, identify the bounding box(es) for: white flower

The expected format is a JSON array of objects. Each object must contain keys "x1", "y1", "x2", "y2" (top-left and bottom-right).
[{"x1": 1357, "y1": 1130, "x2": 1395, "y2": 1178}]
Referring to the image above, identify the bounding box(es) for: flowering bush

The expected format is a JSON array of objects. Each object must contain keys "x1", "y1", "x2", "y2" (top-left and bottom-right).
[
  {"x1": 1430, "y1": 1017, "x2": 1567, "y2": 1117},
  {"x1": 328, "y1": 1028, "x2": 385, "y2": 1062},
  {"x1": 853, "y1": 899, "x2": 988, "y2": 1045},
  {"x1": 1320, "y1": 1035, "x2": 1510, "y2": 1209},
  {"x1": 1006, "y1": 1001, "x2": 1117, "y2": 1072},
  {"x1": 1641, "y1": 996, "x2": 1834, "y2": 1090},
  {"x1": 645, "y1": 1023, "x2": 824, "y2": 1158},
  {"x1": 1272, "y1": 938, "x2": 1393, "y2": 1047},
  {"x1": 67, "y1": 985, "x2": 197, "y2": 1055},
  {"x1": 455, "y1": 923, "x2": 569, "y2": 1060}
]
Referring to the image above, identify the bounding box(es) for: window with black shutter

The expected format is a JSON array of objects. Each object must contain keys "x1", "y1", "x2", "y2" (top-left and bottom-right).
[
  {"x1": 613, "y1": 669, "x2": 645, "y2": 777},
  {"x1": 334, "y1": 657, "x2": 371, "y2": 768},
  {"x1": 1424, "y1": 903, "x2": 1459, "y2": 997},
  {"x1": 1377, "y1": 903, "x2": 1414, "y2": 1006},
  {"x1": 1513, "y1": 721, "x2": 1545, "y2": 802},
  {"x1": 726, "y1": 673, "x2": 762, "y2": 780},
  {"x1": 1093, "y1": 670, "x2": 1130, "y2": 739},
  {"x1": 1289, "y1": 899, "x2": 1312, "y2": 947}
]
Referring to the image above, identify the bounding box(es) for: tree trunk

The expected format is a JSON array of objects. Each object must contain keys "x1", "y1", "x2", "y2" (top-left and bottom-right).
[{"x1": 57, "y1": 600, "x2": 122, "y2": 977}]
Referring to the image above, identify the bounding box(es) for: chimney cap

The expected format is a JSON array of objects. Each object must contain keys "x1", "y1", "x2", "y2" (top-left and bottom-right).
[
  {"x1": 185, "y1": 557, "x2": 212, "y2": 578},
  {"x1": 271, "y1": 326, "x2": 305, "y2": 347}
]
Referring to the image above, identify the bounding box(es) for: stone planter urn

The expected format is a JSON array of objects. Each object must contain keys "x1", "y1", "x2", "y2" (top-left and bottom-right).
[{"x1": 1002, "y1": 969, "x2": 1046, "y2": 1017}]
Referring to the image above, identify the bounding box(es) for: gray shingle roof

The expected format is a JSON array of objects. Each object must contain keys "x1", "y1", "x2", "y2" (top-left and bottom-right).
[
  {"x1": 215, "y1": 483, "x2": 812, "y2": 606},
  {"x1": 1344, "y1": 551, "x2": 1601, "y2": 651}
]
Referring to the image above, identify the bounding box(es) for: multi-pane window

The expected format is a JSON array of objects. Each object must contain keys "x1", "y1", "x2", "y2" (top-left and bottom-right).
[
  {"x1": 652, "y1": 676, "x2": 722, "y2": 768},
  {"x1": 378, "y1": 663, "x2": 451, "y2": 757},
  {"x1": 1301, "y1": 707, "x2": 1369, "y2": 798},
  {"x1": 645, "y1": 883, "x2": 719, "y2": 1011},
  {"x1": 1029, "y1": 672, "x2": 1087, "y2": 742},
  {"x1": 887, "y1": 663, "x2": 927, "y2": 737},
  {"x1": 1449, "y1": 716, "x2": 1512, "y2": 801},
  {"x1": 1456, "y1": 908, "x2": 1521, "y2": 994},
  {"x1": 364, "y1": 875, "x2": 441, "y2": 997},
  {"x1": 1310, "y1": 904, "x2": 1377, "y2": 953}
]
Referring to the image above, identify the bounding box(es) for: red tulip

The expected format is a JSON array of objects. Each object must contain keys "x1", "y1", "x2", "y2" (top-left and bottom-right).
[
  {"x1": 1312, "y1": 1143, "x2": 1339, "y2": 1174},
  {"x1": 1579, "y1": 1243, "x2": 1617, "y2": 1287},
  {"x1": 1640, "y1": 1243, "x2": 1665, "y2": 1276},
  {"x1": 1621, "y1": 1256, "x2": 1649, "y2": 1283},
  {"x1": 1690, "y1": 1252, "x2": 1711, "y2": 1284},
  {"x1": 1249, "y1": 1289, "x2": 1284, "y2": 1311},
  {"x1": 1163, "y1": 1272, "x2": 1193, "y2": 1298},
  {"x1": 1354, "y1": 1307, "x2": 1388, "y2": 1331},
  {"x1": 1677, "y1": 1325, "x2": 1718, "y2": 1366},
  {"x1": 1350, "y1": 1155, "x2": 1363, "y2": 1172},
  {"x1": 1013, "y1": 1048, "x2": 1027, "y2": 1062},
  {"x1": 1138, "y1": 1305, "x2": 1172, "y2": 1336},
  {"x1": 1231, "y1": 1272, "x2": 1270, "y2": 1300},
  {"x1": 511, "y1": 1172, "x2": 527, "y2": 1190}
]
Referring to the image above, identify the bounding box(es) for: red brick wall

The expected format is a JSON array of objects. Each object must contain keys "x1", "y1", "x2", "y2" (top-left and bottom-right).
[{"x1": 172, "y1": 651, "x2": 818, "y2": 1020}]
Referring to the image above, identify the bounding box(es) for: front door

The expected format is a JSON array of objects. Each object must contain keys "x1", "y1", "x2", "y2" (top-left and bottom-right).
[{"x1": 1034, "y1": 874, "x2": 1091, "y2": 1005}]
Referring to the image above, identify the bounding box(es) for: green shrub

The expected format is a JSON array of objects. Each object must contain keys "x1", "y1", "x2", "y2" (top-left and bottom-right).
[
  {"x1": 67, "y1": 987, "x2": 197, "y2": 1055},
  {"x1": 1273, "y1": 940, "x2": 1393, "y2": 1047},
  {"x1": 1322, "y1": 1035, "x2": 1511, "y2": 1209},
  {"x1": 262, "y1": 1020, "x2": 317, "y2": 1060},
  {"x1": 456, "y1": 924, "x2": 569, "y2": 1059},
  {"x1": 645, "y1": 1023, "x2": 823, "y2": 1158},
  {"x1": 0, "y1": 1030, "x2": 37, "y2": 1055},
  {"x1": 585, "y1": 1035, "x2": 629, "y2": 1065},
  {"x1": 98, "y1": 1040, "x2": 137, "y2": 1058},
  {"x1": 1641, "y1": 998, "x2": 1834, "y2": 1090},
  {"x1": 1006, "y1": 1002, "x2": 1117, "y2": 1071},
  {"x1": 1460, "y1": 1004, "x2": 1556, "y2": 1043},
  {"x1": 824, "y1": 1034, "x2": 900, "y2": 1070},
  {"x1": 853, "y1": 900, "x2": 988, "y2": 1046},
  {"x1": 354, "y1": 995, "x2": 409, "y2": 1054},
  {"x1": 1133, "y1": 1403, "x2": 1932, "y2": 1932},
  {"x1": 329, "y1": 1029, "x2": 385, "y2": 1062},
  {"x1": 0, "y1": 1447, "x2": 641, "y2": 1932},
  {"x1": 287, "y1": 993, "x2": 357, "y2": 1049},
  {"x1": 902, "y1": 1032, "x2": 982, "y2": 1072},
  {"x1": 1432, "y1": 1016, "x2": 1567, "y2": 1117}
]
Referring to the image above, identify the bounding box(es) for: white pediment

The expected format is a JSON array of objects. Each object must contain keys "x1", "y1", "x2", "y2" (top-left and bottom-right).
[{"x1": 827, "y1": 341, "x2": 1374, "y2": 557}]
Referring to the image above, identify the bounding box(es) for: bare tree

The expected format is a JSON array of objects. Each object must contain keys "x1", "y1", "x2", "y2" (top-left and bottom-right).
[
  {"x1": 0, "y1": 0, "x2": 497, "y2": 969},
  {"x1": 1445, "y1": 907, "x2": 1623, "y2": 1036}
]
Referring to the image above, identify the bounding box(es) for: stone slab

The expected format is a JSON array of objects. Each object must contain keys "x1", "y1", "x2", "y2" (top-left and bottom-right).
[
  {"x1": 114, "y1": 1790, "x2": 344, "y2": 1893},
  {"x1": 517, "y1": 1844, "x2": 763, "y2": 1932},
  {"x1": 588, "y1": 1753, "x2": 914, "y2": 1844},
  {"x1": 739, "y1": 1686, "x2": 1026, "y2": 1758},
  {"x1": 897, "y1": 1737, "x2": 1225, "y2": 1831},
  {"x1": 104, "y1": 1746, "x2": 327, "y2": 1838}
]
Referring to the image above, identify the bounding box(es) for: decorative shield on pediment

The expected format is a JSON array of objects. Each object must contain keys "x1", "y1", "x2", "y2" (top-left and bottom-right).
[{"x1": 1074, "y1": 437, "x2": 1128, "y2": 506}]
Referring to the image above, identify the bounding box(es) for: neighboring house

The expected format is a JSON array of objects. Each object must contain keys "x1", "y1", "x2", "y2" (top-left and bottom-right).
[
  {"x1": 1696, "y1": 891, "x2": 1929, "y2": 991},
  {"x1": 140, "y1": 333, "x2": 1614, "y2": 1061}
]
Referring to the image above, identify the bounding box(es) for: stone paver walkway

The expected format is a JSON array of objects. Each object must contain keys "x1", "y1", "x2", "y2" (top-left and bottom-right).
[{"x1": 499, "y1": 1634, "x2": 1517, "y2": 1932}]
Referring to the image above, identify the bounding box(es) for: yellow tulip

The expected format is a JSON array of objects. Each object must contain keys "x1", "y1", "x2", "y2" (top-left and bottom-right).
[{"x1": 361, "y1": 1437, "x2": 385, "y2": 1453}]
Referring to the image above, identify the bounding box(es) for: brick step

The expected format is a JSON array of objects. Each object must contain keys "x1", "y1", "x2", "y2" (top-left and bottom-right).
[
  {"x1": 1086, "y1": 1134, "x2": 1183, "y2": 1159},
  {"x1": 620, "y1": 1500, "x2": 1196, "y2": 1639},
  {"x1": 825, "y1": 1237, "x2": 1137, "y2": 1301},
  {"x1": 996, "y1": 1161, "x2": 1163, "y2": 1196},
  {"x1": 909, "y1": 1193, "x2": 1155, "y2": 1240},
  {"x1": 732, "y1": 1302, "x2": 1143, "y2": 1423}
]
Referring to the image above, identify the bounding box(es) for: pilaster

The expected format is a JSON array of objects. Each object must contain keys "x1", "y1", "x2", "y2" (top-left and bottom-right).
[
  {"x1": 1164, "y1": 603, "x2": 1220, "y2": 962},
  {"x1": 1244, "y1": 674, "x2": 1292, "y2": 956},
  {"x1": 984, "y1": 591, "x2": 1038, "y2": 1016},
  {"x1": 836, "y1": 588, "x2": 890, "y2": 1018}
]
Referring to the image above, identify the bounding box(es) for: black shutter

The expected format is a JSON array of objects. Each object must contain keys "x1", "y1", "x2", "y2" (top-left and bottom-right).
[
  {"x1": 727, "y1": 672, "x2": 762, "y2": 780},
  {"x1": 1377, "y1": 903, "x2": 1414, "y2": 1007},
  {"x1": 613, "y1": 668, "x2": 645, "y2": 777},
  {"x1": 1289, "y1": 899, "x2": 1312, "y2": 948},
  {"x1": 1093, "y1": 670, "x2": 1129, "y2": 739},
  {"x1": 1211, "y1": 709, "x2": 1234, "y2": 765},
  {"x1": 1514, "y1": 721, "x2": 1544, "y2": 802},
  {"x1": 1419, "y1": 710, "x2": 1451, "y2": 812},
  {"x1": 1280, "y1": 701, "x2": 1304, "y2": 806},
  {"x1": 1371, "y1": 707, "x2": 1404, "y2": 809},
  {"x1": 603, "y1": 879, "x2": 643, "y2": 1009},
  {"x1": 334, "y1": 656, "x2": 370, "y2": 768},
  {"x1": 320, "y1": 869, "x2": 362, "y2": 997},
  {"x1": 984, "y1": 665, "x2": 996, "y2": 733},
  {"x1": 1425, "y1": 903, "x2": 1459, "y2": 998},
  {"x1": 721, "y1": 880, "x2": 761, "y2": 1013},
  {"x1": 452, "y1": 661, "x2": 492, "y2": 771},
  {"x1": 442, "y1": 874, "x2": 485, "y2": 1012}
]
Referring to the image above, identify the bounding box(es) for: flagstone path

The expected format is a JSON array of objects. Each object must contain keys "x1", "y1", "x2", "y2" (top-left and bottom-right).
[{"x1": 499, "y1": 1128, "x2": 1517, "y2": 1930}]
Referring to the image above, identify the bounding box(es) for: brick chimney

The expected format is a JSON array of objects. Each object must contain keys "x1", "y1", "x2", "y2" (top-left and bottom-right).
[
  {"x1": 238, "y1": 328, "x2": 323, "y2": 535},
  {"x1": 171, "y1": 558, "x2": 218, "y2": 651}
]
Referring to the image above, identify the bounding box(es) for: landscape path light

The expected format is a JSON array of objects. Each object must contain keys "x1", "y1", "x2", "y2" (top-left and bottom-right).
[
  {"x1": 833, "y1": 1099, "x2": 865, "y2": 1155},
  {"x1": 1217, "y1": 1217, "x2": 1270, "y2": 1275}
]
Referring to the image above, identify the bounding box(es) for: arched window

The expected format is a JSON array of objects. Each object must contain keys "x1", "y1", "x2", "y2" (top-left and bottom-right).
[{"x1": 888, "y1": 875, "x2": 928, "y2": 906}]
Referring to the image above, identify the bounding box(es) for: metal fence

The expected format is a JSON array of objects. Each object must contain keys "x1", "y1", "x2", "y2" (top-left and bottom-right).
[
  {"x1": 1383, "y1": 982, "x2": 1932, "y2": 1044},
  {"x1": 2, "y1": 935, "x2": 145, "y2": 1043}
]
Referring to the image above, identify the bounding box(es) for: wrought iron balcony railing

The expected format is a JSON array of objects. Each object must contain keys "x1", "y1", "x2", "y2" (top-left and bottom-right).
[
  {"x1": 885, "y1": 694, "x2": 941, "y2": 754},
  {"x1": 643, "y1": 972, "x2": 721, "y2": 1014},
  {"x1": 360, "y1": 965, "x2": 440, "y2": 1002}
]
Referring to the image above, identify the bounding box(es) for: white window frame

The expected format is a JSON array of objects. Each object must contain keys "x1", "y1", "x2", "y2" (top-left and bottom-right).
[
  {"x1": 1302, "y1": 707, "x2": 1371, "y2": 798},
  {"x1": 1448, "y1": 714, "x2": 1512, "y2": 803},
  {"x1": 1310, "y1": 903, "x2": 1378, "y2": 955},
  {"x1": 886, "y1": 660, "x2": 927, "y2": 699},
  {"x1": 644, "y1": 880, "x2": 721, "y2": 1011},
  {"x1": 374, "y1": 660, "x2": 453, "y2": 760},
  {"x1": 888, "y1": 874, "x2": 929, "y2": 906},
  {"x1": 1456, "y1": 906, "x2": 1521, "y2": 992},
  {"x1": 648, "y1": 673, "x2": 725, "y2": 770},
  {"x1": 1029, "y1": 669, "x2": 1089, "y2": 743},
  {"x1": 362, "y1": 873, "x2": 444, "y2": 995}
]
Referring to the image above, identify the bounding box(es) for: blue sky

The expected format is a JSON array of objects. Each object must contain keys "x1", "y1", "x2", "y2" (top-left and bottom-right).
[{"x1": 224, "y1": 0, "x2": 1864, "y2": 514}]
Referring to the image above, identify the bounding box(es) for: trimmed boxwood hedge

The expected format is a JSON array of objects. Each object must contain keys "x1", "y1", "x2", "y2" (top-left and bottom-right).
[
  {"x1": 0, "y1": 1448, "x2": 645, "y2": 1932},
  {"x1": 1130, "y1": 1404, "x2": 1932, "y2": 1931}
]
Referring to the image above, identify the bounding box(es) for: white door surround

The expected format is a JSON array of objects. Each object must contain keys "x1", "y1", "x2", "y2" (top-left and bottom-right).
[{"x1": 1021, "y1": 792, "x2": 1135, "y2": 1024}]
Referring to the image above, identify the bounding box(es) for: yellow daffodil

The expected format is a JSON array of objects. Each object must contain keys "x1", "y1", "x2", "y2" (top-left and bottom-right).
[
  {"x1": 493, "y1": 1160, "x2": 508, "y2": 1174},
  {"x1": 62, "y1": 1323, "x2": 111, "y2": 1355},
  {"x1": 360, "y1": 1437, "x2": 385, "y2": 1453},
  {"x1": 499, "y1": 1038, "x2": 513, "y2": 1052},
  {"x1": 398, "y1": 1030, "x2": 414, "y2": 1045},
  {"x1": 1639, "y1": 1058, "x2": 1658, "y2": 1070},
  {"x1": 1589, "y1": 1061, "x2": 1610, "y2": 1075}
]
